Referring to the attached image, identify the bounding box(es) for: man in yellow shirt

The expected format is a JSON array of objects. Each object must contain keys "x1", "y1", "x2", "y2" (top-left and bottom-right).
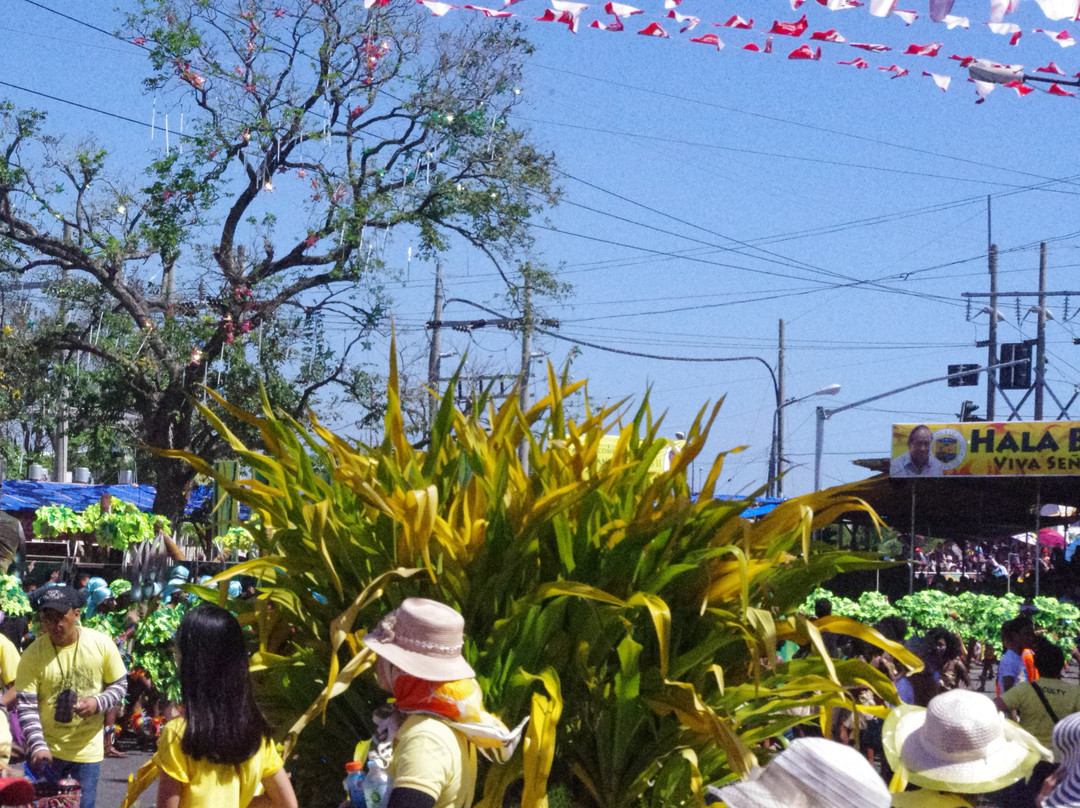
[{"x1": 16, "y1": 586, "x2": 127, "y2": 808}]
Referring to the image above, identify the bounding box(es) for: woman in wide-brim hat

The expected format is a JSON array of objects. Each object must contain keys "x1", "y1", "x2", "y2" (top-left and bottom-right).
[
  {"x1": 1039, "y1": 711, "x2": 1080, "y2": 807},
  {"x1": 361, "y1": 598, "x2": 526, "y2": 808},
  {"x1": 883, "y1": 689, "x2": 1050, "y2": 802},
  {"x1": 707, "y1": 737, "x2": 891, "y2": 808}
]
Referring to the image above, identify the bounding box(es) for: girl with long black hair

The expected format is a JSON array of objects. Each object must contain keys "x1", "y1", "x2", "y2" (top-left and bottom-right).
[{"x1": 153, "y1": 604, "x2": 297, "y2": 808}]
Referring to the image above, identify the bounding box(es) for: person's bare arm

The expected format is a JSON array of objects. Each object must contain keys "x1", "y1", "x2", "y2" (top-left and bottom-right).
[
  {"x1": 249, "y1": 768, "x2": 299, "y2": 808},
  {"x1": 156, "y1": 771, "x2": 183, "y2": 808},
  {"x1": 1002, "y1": 675, "x2": 1017, "y2": 692},
  {"x1": 1037, "y1": 766, "x2": 1065, "y2": 806}
]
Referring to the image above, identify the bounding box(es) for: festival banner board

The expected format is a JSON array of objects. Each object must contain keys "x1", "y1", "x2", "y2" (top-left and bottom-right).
[
  {"x1": 597, "y1": 435, "x2": 685, "y2": 476},
  {"x1": 890, "y1": 421, "x2": 1080, "y2": 478}
]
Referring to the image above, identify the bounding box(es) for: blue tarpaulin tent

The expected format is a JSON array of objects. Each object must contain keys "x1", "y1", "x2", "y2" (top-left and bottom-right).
[
  {"x1": 0, "y1": 481, "x2": 238, "y2": 517},
  {"x1": 687, "y1": 494, "x2": 783, "y2": 518}
]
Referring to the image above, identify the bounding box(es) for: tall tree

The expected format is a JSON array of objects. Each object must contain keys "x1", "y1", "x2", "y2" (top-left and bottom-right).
[{"x1": 0, "y1": 0, "x2": 558, "y2": 521}]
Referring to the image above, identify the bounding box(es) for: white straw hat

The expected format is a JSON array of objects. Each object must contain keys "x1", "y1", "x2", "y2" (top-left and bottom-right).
[
  {"x1": 883, "y1": 689, "x2": 1050, "y2": 794},
  {"x1": 363, "y1": 598, "x2": 475, "y2": 682},
  {"x1": 1044, "y1": 711, "x2": 1080, "y2": 808},
  {"x1": 710, "y1": 738, "x2": 891, "y2": 808}
]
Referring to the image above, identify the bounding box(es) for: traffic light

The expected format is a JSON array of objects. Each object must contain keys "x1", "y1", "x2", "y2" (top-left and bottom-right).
[
  {"x1": 999, "y1": 343, "x2": 1032, "y2": 390},
  {"x1": 958, "y1": 400, "x2": 982, "y2": 422}
]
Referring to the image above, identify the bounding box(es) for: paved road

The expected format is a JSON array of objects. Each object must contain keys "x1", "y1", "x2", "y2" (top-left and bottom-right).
[{"x1": 97, "y1": 747, "x2": 154, "y2": 808}]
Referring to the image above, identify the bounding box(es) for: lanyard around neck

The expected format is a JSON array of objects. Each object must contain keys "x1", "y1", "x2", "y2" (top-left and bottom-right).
[{"x1": 51, "y1": 631, "x2": 81, "y2": 687}]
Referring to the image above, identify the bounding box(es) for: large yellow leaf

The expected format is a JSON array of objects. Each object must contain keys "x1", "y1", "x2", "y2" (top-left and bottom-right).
[
  {"x1": 627, "y1": 592, "x2": 671, "y2": 679},
  {"x1": 647, "y1": 679, "x2": 757, "y2": 777},
  {"x1": 519, "y1": 669, "x2": 563, "y2": 808}
]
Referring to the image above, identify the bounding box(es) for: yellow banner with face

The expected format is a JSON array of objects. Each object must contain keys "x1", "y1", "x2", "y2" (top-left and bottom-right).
[{"x1": 890, "y1": 421, "x2": 1080, "y2": 477}]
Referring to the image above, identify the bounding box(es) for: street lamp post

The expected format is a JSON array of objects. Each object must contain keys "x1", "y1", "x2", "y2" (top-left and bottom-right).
[
  {"x1": 812, "y1": 357, "x2": 1032, "y2": 491},
  {"x1": 968, "y1": 59, "x2": 1080, "y2": 89},
  {"x1": 772, "y1": 384, "x2": 841, "y2": 498}
]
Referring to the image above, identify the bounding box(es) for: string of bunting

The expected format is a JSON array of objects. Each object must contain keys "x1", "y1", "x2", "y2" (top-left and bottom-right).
[{"x1": 343, "y1": 0, "x2": 1080, "y2": 101}]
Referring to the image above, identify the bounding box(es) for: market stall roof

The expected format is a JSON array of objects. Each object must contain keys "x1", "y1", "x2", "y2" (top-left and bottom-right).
[
  {"x1": 0, "y1": 481, "x2": 225, "y2": 516},
  {"x1": 833, "y1": 471, "x2": 1080, "y2": 542},
  {"x1": 689, "y1": 494, "x2": 783, "y2": 518}
]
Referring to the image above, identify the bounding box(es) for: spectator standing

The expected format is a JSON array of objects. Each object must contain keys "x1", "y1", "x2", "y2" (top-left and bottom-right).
[
  {"x1": 992, "y1": 640, "x2": 1080, "y2": 807},
  {"x1": 151, "y1": 604, "x2": 297, "y2": 808},
  {"x1": 706, "y1": 737, "x2": 890, "y2": 808},
  {"x1": 1039, "y1": 711, "x2": 1080, "y2": 807},
  {"x1": 363, "y1": 598, "x2": 526, "y2": 808},
  {"x1": 0, "y1": 628, "x2": 18, "y2": 766},
  {"x1": 1000, "y1": 618, "x2": 1036, "y2": 695},
  {"x1": 883, "y1": 690, "x2": 1049, "y2": 807},
  {"x1": 15, "y1": 586, "x2": 127, "y2": 808}
]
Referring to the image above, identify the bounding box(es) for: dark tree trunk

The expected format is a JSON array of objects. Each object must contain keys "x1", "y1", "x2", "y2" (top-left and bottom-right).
[{"x1": 143, "y1": 387, "x2": 200, "y2": 527}]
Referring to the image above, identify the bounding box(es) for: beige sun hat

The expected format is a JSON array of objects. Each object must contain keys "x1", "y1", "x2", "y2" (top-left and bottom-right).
[
  {"x1": 708, "y1": 738, "x2": 891, "y2": 808},
  {"x1": 883, "y1": 689, "x2": 1050, "y2": 794},
  {"x1": 363, "y1": 598, "x2": 476, "y2": 682}
]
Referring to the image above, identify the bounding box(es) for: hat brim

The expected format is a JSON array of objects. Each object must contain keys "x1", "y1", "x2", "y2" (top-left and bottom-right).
[
  {"x1": 364, "y1": 634, "x2": 475, "y2": 682},
  {"x1": 709, "y1": 779, "x2": 793, "y2": 808},
  {"x1": 883, "y1": 704, "x2": 1047, "y2": 793}
]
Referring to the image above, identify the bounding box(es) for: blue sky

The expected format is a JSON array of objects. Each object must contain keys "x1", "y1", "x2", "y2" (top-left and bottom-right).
[{"x1": 4, "y1": 0, "x2": 1080, "y2": 496}]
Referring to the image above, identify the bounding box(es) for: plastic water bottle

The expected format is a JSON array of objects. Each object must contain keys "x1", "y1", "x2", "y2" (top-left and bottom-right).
[
  {"x1": 343, "y1": 761, "x2": 366, "y2": 808},
  {"x1": 362, "y1": 761, "x2": 391, "y2": 808}
]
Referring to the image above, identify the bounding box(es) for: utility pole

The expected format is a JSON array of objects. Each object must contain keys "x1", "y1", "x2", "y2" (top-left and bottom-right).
[
  {"x1": 55, "y1": 224, "x2": 72, "y2": 484},
  {"x1": 518, "y1": 276, "x2": 533, "y2": 475},
  {"x1": 775, "y1": 319, "x2": 786, "y2": 498},
  {"x1": 426, "y1": 261, "x2": 444, "y2": 432},
  {"x1": 987, "y1": 244, "x2": 998, "y2": 421},
  {"x1": 1035, "y1": 242, "x2": 1047, "y2": 420}
]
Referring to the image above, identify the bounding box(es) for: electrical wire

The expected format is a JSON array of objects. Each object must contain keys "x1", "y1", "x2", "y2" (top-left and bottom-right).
[{"x1": 532, "y1": 62, "x2": 1080, "y2": 188}]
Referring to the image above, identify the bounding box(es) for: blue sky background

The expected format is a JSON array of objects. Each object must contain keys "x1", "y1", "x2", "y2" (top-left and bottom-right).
[{"x1": 5, "y1": 0, "x2": 1080, "y2": 496}]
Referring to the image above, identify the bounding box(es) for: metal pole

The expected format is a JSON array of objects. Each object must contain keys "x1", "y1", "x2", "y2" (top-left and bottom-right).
[
  {"x1": 776, "y1": 319, "x2": 786, "y2": 498},
  {"x1": 909, "y1": 481, "x2": 917, "y2": 595},
  {"x1": 518, "y1": 277, "x2": 533, "y2": 475},
  {"x1": 427, "y1": 261, "x2": 444, "y2": 432},
  {"x1": 988, "y1": 244, "x2": 999, "y2": 421},
  {"x1": 1035, "y1": 479, "x2": 1042, "y2": 598},
  {"x1": 814, "y1": 359, "x2": 1024, "y2": 491},
  {"x1": 1035, "y1": 243, "x2": 1047, "y2": 421},
  {"x1": 814, "y1": 405, "x2": 825, "y2": 491}
]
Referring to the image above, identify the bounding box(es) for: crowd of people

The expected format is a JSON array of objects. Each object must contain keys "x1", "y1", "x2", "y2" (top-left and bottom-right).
[
  {"x1": 0, "y1": 578, "x2": 526, "y2": 808},
  {"x1": 913, "y1": 542, "x2": 1062, "y2": 590},
  {"x1": 724, "y1": 600, "x2": 1080, "y2": 808},
  {"x1": 0, "y1": 569, "x2": 1075, "y2": 808}
]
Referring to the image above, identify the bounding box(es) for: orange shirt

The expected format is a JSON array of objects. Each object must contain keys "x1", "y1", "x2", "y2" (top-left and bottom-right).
[{"x1": 1022, "y1": 647, "x2": 1039, "y2": 682}]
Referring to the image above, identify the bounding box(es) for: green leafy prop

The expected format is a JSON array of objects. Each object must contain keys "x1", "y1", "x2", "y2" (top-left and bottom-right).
[{"x1": 33, "y1": 500, "x2": 165, "y2": 550}]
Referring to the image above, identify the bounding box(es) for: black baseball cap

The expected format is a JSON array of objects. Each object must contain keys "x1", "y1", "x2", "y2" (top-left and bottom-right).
[{"x1": 35, "y1": 586, "x2": 82, "y2": 613}]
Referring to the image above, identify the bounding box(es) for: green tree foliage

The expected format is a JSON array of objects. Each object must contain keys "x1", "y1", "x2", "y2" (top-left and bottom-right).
[
  {"x1": 0, "y1": 0, "x2": 557, "y2": 521},
  {"x1": 170, "y1": 353, "x2": 916, "y2": 808}
]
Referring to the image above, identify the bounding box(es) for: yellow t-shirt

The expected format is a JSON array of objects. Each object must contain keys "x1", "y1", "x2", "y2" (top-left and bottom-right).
[
  {"x1": 0, "y1": 633, "x2": 20, "y2": 761},
  {"x1": 153, "y1": 717, "x2": 283, "y2": 808},
  {"x1": 390, "y1": 714, "x2": 477, "y2": 808},
  {"x1": 1001, "y1": 678, "x2": 1080, "y2": 755},
  {"x1": 891, "y1": 791, "x2": 974, "y2": 808},
  {"x1": 0, "y1": 634, "x2": 19, "y2": 686},
  {"x1": 15, "y1": 626, "x2": 126, "y2": 763}
]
